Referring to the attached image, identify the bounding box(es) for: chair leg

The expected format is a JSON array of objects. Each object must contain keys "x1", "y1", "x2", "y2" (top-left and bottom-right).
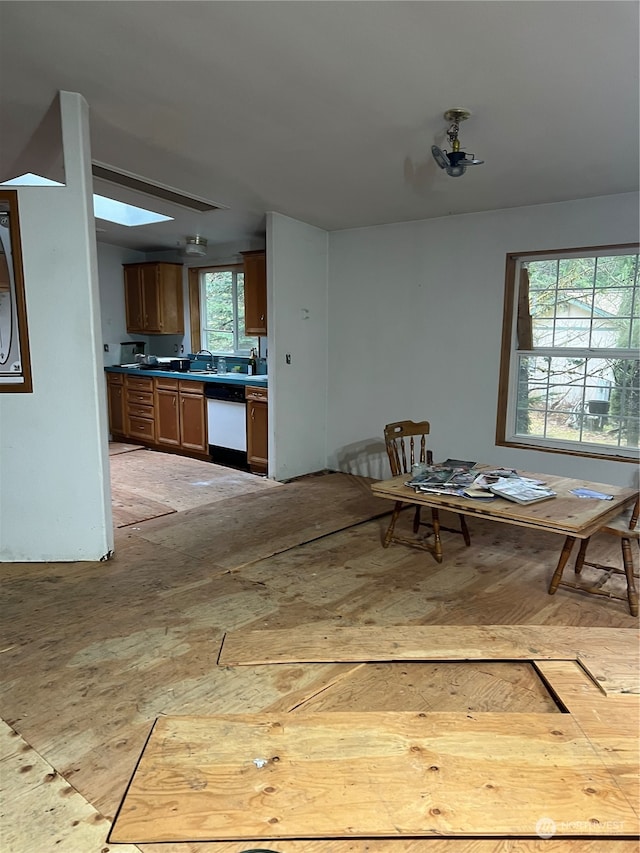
[
  {"x1": 621, "y1": 537, "x2": 639, "y2": 617},
  {"x1": 548, "y1": 535, "x2": 576, "y2": 594},
  {"x1": 574, "y1": 538, "x2": 589, "y2": 575},
  {"x1": 383, "y1": 501, "x2": 404, "y2": 548},
  {"x1": 429, "y1": 509, "x2": 443, "y2": 563},
  {"x1": 458, "y1": 514, "x2": 471, "y2": 547},
  {"x1": 413, "y1": 506, "x2": 421, "y2": 534}
]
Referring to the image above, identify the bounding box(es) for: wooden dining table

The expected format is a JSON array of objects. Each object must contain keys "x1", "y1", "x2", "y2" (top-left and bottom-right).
[{"x1": 370, "y1": 468, "x2": 637, "y2": 596}]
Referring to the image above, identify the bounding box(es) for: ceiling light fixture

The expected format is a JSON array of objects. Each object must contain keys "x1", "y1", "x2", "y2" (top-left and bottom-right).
[
  {"x1": 183, "y1": 235, "x2": 208, "y2": 257},
  {"x1": 431, "y1": 108, "x2": 484, "y2": 178}
]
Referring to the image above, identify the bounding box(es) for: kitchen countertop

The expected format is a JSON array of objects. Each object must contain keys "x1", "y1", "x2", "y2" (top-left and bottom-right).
[{"x1": 105, "y1": 365, "x2": 268, "y2": 386}]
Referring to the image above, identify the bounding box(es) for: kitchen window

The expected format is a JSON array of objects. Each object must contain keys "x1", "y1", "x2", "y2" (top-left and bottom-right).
[
  {"x1": 190, "y1": 265, "x2": 258, "y2": 356},
  {"x1": 497, "y1": 244, "x2": 639, "y2": 461}
]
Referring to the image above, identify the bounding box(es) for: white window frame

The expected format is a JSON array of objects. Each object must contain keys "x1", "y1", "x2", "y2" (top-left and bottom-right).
[
  {"x1": 497, "y1": 243, "x2": 639, "y2": 462},
  {"x1": 198, "y1": 265, "x2": 256, "y2": 357}
]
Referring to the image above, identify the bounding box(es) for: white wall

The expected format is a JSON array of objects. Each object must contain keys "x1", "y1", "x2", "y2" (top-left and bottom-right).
[
  {"x1": 98, "y1": 242, "x2": 146, "y2": 365},
  {"x1": 268, "y1": 212, "x2": 329, "y2": 480},
  {"x1": 0, "y1": 92, "x2": 113, "y2": 561},
  {"x1": 327, "y1": 193, "x2": 640, "y2": 488}
]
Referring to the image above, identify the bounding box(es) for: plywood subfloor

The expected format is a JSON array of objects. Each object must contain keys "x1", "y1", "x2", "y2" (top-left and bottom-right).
[
  {"x1": 535, "y1": 660, "x2": 640, "y2": 810},
  {"x1": 219, "y1": 624, "x2": 640, "y2": 666},
  {"x1": 284, "y1": 661, "x2": 561, "y2": 714},
  {"x1": 1, "y1": 469, "x2": 638, "y2": 852},
  {"x1": 110, "y1": 709, "x2": 638, "y2": 843},
  {"x1": 0, "y1": 720, "x2": 140, "y2": 853},
  {"x1": 109, "y1": 447, "x2": 281, "y2": 526},
  {"x1": 134, "y1": 472, "x2": 391, "y2": 569},
  {"x1": 108, "y1": 441, "x2": 146, "y2": 456},
  {"x1": 110, "y1": 484, "x2": 177, "y2": 528},
  {"x1": 111, "y1": 625, "x2": 640, "y2": 845}
]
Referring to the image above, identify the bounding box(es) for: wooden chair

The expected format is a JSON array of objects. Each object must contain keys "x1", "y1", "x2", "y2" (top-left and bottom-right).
[
  {"x1": 574, "y1": 497, "x2": 640, "y2": 616},
  {"x1": 566, "y1": 496, "x2": 639, "y2": 617},
  {"x1": 382, "y1": 420, "x2": 471, "y2": 563}
]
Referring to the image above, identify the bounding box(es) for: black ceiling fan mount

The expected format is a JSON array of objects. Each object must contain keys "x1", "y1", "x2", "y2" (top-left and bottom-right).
[{"x1": 431, "y1": 108, "x2": 484, "y2": 178}]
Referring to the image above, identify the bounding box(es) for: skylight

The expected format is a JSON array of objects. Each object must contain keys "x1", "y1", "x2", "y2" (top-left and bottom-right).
[
  {"x1": 1, "y1": 173, "x2": 174, "y2": 227},
  {"x1": 92, "y1": 194, "x2": 172, "y2": 226}
]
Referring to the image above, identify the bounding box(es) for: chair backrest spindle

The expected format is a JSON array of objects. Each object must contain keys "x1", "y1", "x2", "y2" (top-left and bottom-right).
[{"x1": 384, "y1": 420, "x2": 432, "y2": 477}]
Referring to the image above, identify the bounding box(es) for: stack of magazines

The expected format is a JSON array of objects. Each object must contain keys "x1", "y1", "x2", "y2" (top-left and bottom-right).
[
  {"x1": 405, "y1": 459, "x2": 477, "y2": 496},
  {"x1": 406, "y1": 464, "x2": 557, "y2": 504}
]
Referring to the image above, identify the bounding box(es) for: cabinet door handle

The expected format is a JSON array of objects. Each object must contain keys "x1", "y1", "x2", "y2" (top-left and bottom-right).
[{"x1": 251, "y1": 409, "x2": 255, "y2": 420}]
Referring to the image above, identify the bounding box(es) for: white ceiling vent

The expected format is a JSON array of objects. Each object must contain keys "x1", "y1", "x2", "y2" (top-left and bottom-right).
[{"x1": 91, "y1": 162, "x2": 226, "y2": 212}]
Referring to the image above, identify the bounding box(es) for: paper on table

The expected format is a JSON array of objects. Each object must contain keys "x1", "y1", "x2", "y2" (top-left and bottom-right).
[{"x1": 570, "y1": 488, "x2": 614, "y2": 500}]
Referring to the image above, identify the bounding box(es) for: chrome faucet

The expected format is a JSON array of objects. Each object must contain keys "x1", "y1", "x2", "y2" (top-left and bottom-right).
[{"x1": 195, "y1": 349, "x2": 214, "y2": 370}]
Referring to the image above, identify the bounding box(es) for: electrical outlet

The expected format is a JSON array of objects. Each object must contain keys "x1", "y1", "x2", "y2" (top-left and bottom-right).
[
  {"x1": 286, "y1": 353, "x2": 291, "y2": 364},
  {"x1": 173, "y1": 344, "x2": 179, "y2": 353},
  {"x1": 103, "y1": 344, "x2": 109, "y2": 353}
]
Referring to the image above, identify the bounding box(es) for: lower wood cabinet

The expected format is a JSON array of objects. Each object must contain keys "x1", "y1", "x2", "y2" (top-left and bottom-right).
[
  {"x1": 179, "y1": 388, "x2": 207, "y2": 452},
  {"x1": 106, "y1": 373, "x2": 125, "y2": 436},
  {"x1": 125, "y1": 375, "x2": 156, "y2": 442},
  {"x1": 245, "y1": 385, "x2": 268, "y2": 474},
  {"x1": 155, "y1": 384, "x2": 181, "y2": 447},
  {"x1": 155, "y1": 377, "x2": 207, "y2": 454},
  {"x1": 107, "y1": 372, "x2": 207, "y2": 458}
]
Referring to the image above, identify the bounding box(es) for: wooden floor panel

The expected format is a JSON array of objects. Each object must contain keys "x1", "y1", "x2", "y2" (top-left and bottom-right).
[
  {"x1": 108, "y1": 441, "x2": 146, "y2": 455},
  {"x1": 0, "y1": 720, "x2": 140, "y2": 853},
  {"x1": 110, "y1": 483, "x2": 177, "y2": 527},
  {"x1": 135, "y1": 472, "x2": 390, "y2": 569},
  {"x1": 219, "y1": 624, "x2": 640, "y2": 665},
  {"x1": 110, "y1": 447, "x2": 281, "y2": 513},
  {"x1": 1, "y1": 460, "x2": 638, "y2": 851},
  {"x1": 534, "y1": 660, "x2": 640, "y2": 813},
  {"x1": 110, "y1": 711, "x2": 638, "y2": 843},
  {"x1": 291, "y1": 661, "x2": 561, "y2": 713}
]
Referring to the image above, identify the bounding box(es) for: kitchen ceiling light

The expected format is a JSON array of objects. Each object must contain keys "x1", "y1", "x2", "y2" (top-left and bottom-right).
[{"x1": 184, "y1": 235, "x2": 207, "y2": 257}]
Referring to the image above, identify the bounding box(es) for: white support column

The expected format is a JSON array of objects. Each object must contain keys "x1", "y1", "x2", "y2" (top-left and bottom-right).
[{"x1": 0, "y1": 91, "x2": 113, "y2": 562}]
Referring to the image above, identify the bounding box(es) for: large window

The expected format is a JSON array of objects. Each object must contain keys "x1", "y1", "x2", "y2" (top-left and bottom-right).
[
  {"x1": 198, "y1": 265, "x2": 257, "y2": 355},
  {"x1": 497, "y1": 244, "x2": 639, "y2": 461}
]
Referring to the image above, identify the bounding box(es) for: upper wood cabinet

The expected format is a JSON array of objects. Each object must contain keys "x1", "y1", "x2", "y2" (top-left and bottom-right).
[
  {"x1": 241, "y1": 250, "x2": 267, "y2": 335},
  {"x1": 123, "y1": 262, "x2": 184, "y2": 334}
]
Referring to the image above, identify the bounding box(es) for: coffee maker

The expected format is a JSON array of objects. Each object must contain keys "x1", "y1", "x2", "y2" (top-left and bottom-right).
[{"x1": 120, "y1": 341, "x2": 146, "y2": 365}]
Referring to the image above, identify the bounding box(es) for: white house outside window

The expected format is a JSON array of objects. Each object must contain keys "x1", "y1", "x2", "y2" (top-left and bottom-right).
[
  {"x1": 497, "y1": 244, "x2": 639, "y2": 461},
  {"x1": 199, "y1": 265, "x2": 257, "y2": 356}
]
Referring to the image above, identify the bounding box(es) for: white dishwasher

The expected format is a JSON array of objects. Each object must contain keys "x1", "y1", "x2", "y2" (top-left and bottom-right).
[{"x1": 205, "y1": 382, "x2": 248, "y2": 469}]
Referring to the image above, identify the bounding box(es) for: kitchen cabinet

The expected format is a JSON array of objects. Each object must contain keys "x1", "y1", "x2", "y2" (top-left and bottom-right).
[
  {"x1": 106, "y1": 373, "x2": 125, "y2": 437},
  {"x1": 155, "y1": 384, "x2": 181, "y2": 447},
  {"x1": 245, "y1": 385, "x2": 268, "y2": 474},
  {"x1": 241, "y1": 250, "x2": 267, "y2": 335},
  {"x1": 156, "y1": 377, "x2": 207, "y2": 454},
  {"x1": 125, "y1": 375, "x2": 156, "y2": 442},
  {"x1": 123, "y1": 262, "x2": 184, "y2": 334}
]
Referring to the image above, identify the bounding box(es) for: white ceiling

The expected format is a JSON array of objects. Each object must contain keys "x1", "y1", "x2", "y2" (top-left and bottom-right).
[{"x1": 1, "y1": 1, "x2": 638, "y2": 255}]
